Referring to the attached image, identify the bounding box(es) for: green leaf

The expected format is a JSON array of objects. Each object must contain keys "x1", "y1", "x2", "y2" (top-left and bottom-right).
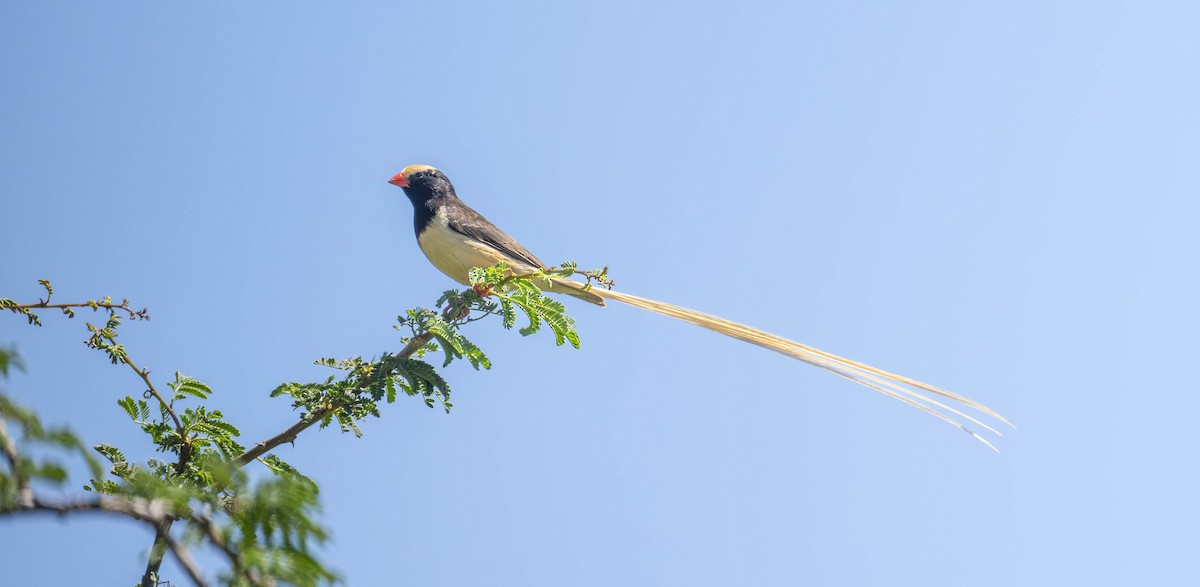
[
  {"x1": 31, "y1": 461, "x2": 68, "y2": 484},
  {"x1": 385, "y1": 378, "x2": 397, "y2": 403},
  {"x1": 168, "y1": 372, "x2": 212, "y2": 401},
  {"x1": 401, "y1": 358, "x2": 450, "y2": 395},
  {"x1": 271, "y1": 382, "x2": 300, "y2": 398},
  {"x1": 430, "y1": 332, "x2": 461, "y2": 368},
  {"x1": 335, "y1": 412, "x2": 363, "y2": 438},
  {"x1": 260, "y1": 455, "x2": 317, "y2": 490},
  {"x1": 204, "y1": 419, "x2": 241, "y2": 438},
  {"x1": 499, "y1": 298, "x2": 517, "y2": 329},
  {"x1": 94, "y1": 443, "x2": 122, "y2": 461},
  {"x1": 117, "y1": 396, "x2": 138, "y2": 420},
  {"x1": 0, "y1": 346, "x2": 22, "y2": 377}
]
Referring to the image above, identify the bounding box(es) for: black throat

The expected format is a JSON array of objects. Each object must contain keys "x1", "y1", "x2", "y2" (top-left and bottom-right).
[{"x1": 403, "y1": 171, "x2": 459, "y2": 237}]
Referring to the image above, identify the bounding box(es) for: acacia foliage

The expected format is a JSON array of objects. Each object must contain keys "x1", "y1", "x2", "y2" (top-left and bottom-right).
[{"x1": 0, "y1": 264, "x2": 610, "y2": 586}]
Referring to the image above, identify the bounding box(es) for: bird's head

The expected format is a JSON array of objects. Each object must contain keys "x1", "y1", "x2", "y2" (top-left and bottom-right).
[{"x1": 389, "y1": 164, "x2": 456, "y2": 203}]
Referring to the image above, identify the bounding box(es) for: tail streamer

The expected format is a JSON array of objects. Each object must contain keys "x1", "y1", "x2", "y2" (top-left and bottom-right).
[{"x1": 590, "y1": 287, "x2": 1010, "y2": 450}]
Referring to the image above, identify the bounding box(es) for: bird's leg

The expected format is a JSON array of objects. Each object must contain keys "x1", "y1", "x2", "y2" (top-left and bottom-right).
[
  {"x1": 442, "y1": 293, "x2": 472, "y2": 321},
  {"x1": 442, "y1": 293, "x2": 461, "y2": 317}
]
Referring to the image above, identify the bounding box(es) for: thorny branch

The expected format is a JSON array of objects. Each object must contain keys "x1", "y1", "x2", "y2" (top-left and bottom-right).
[
  {"x1": 2, "y1": 494, "x2": 222, "y2": 586},
  {"x1": 0, "y1": 434, "x2": 217, "y2": 586},
  {"x1": 189, "y1": 508, "x2": 262, "y2": 587},
  {"x1": 3, "y1": 286, "x2": 456, "y2": 583},
  {"x1": 234, "y1": 331, "x2": 435, "y2": 466},
  {"x1": 1, "y1": 281, "x2": 150, "y2": 325},
  {"x1": 3, "y1": 267, "x2": 598, "y2": 585},
  {"x1": 7, "y1": 299, "x2": 151, "y2": 321},
  {"x1": 118, "y1": 350, "x2": 190, "y2": 587}
]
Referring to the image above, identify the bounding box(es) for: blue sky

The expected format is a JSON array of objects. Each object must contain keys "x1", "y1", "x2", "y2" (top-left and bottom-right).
[{"x1": 2, "y1": 2, "x2": 1199, "y2": 585}]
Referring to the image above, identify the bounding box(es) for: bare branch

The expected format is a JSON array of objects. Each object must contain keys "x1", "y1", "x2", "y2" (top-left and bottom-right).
[
  {"x1": 160, "y1": 529, "x2": 209, "y2": 587},
  {"x1": 115, "y1": 353, "x2": 192, "y2": 586},
  {"x1": 190, "y1": 509, "x2": 263, "y2": 587},
  {"x1": 5, "y1": 299, "x2": 150, "y2": 321},
  {"x1": 124, "y1": 355, "x2": 186, "y2": 438},
  {"x1": 1, "y1": 494, "x2": 213, "y2": 587}
]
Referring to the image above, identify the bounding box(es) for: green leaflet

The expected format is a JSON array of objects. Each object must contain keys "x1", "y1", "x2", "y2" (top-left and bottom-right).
[
  {"x1": 168, "y1": 372, "x2": 212, "y2": 401},
  {"x1": 1, "y1": 265, "x2": 609, "y2": 585}
]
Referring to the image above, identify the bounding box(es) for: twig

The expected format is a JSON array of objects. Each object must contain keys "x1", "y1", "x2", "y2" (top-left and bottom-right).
[
  {"x1": 123, "y1": 355, "x2": 186, "y2": 439},
  {"x1": 4, "y1": 292, "x2": 205, "y2": 586},
  {"x1": 493, "y1": 265, "x2": 615, "y2": 290},
  {"x1": 6, "y1": 300, "x2": 150, "y2": 321},
  {"x1": 190, "y1": 509, "x2": 263, "y2": 587},
  {"x1": 233, "y1": 332, "x2": 435, "y2": 466},
  {"x1": 9, "y1": 494, "x2": 169, "y2": 519},
  {"x1": 2, "y1": 494, "x2": 208, "y2": 587},
  {"x1": 160, "y1": 529, "x2": 209, "y2": 587},
  {"x1": 234, "y1": 406, "x2": 335, "y2": 467},
  {"x1": 4, "y1": 281, "x2": 507, "y2": 584},
  {"x1": 119, "y1": 353, "x2": 192, "y2": 587},
  {"x1": 142, "y1": 520, "x2": 174, "y2": 587}
]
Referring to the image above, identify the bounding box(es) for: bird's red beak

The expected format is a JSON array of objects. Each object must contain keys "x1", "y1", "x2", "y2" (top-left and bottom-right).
[{"x1": 388, "y1": 171, "x2": 409, "y2": 188}]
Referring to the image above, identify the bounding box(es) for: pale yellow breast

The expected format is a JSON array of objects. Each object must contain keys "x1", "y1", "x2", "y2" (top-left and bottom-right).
[{"x1": 417, "y1": 209, "x2": 530, "y2": 285}]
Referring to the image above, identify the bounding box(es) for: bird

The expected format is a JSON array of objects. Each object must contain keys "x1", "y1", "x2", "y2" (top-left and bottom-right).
[{"x1": 389, "y1": 164, "x2": 1010, "y2": 449}]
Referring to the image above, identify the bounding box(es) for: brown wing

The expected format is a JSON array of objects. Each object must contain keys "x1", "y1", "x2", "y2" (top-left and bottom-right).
[{"x1": 443, "y1": 200, "x2": 547, "y2": 270}]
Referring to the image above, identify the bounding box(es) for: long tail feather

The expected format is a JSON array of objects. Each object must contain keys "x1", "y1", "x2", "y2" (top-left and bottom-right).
[{"x1": 590, "y1": 287, "x2": 1008, "y2": 448}]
